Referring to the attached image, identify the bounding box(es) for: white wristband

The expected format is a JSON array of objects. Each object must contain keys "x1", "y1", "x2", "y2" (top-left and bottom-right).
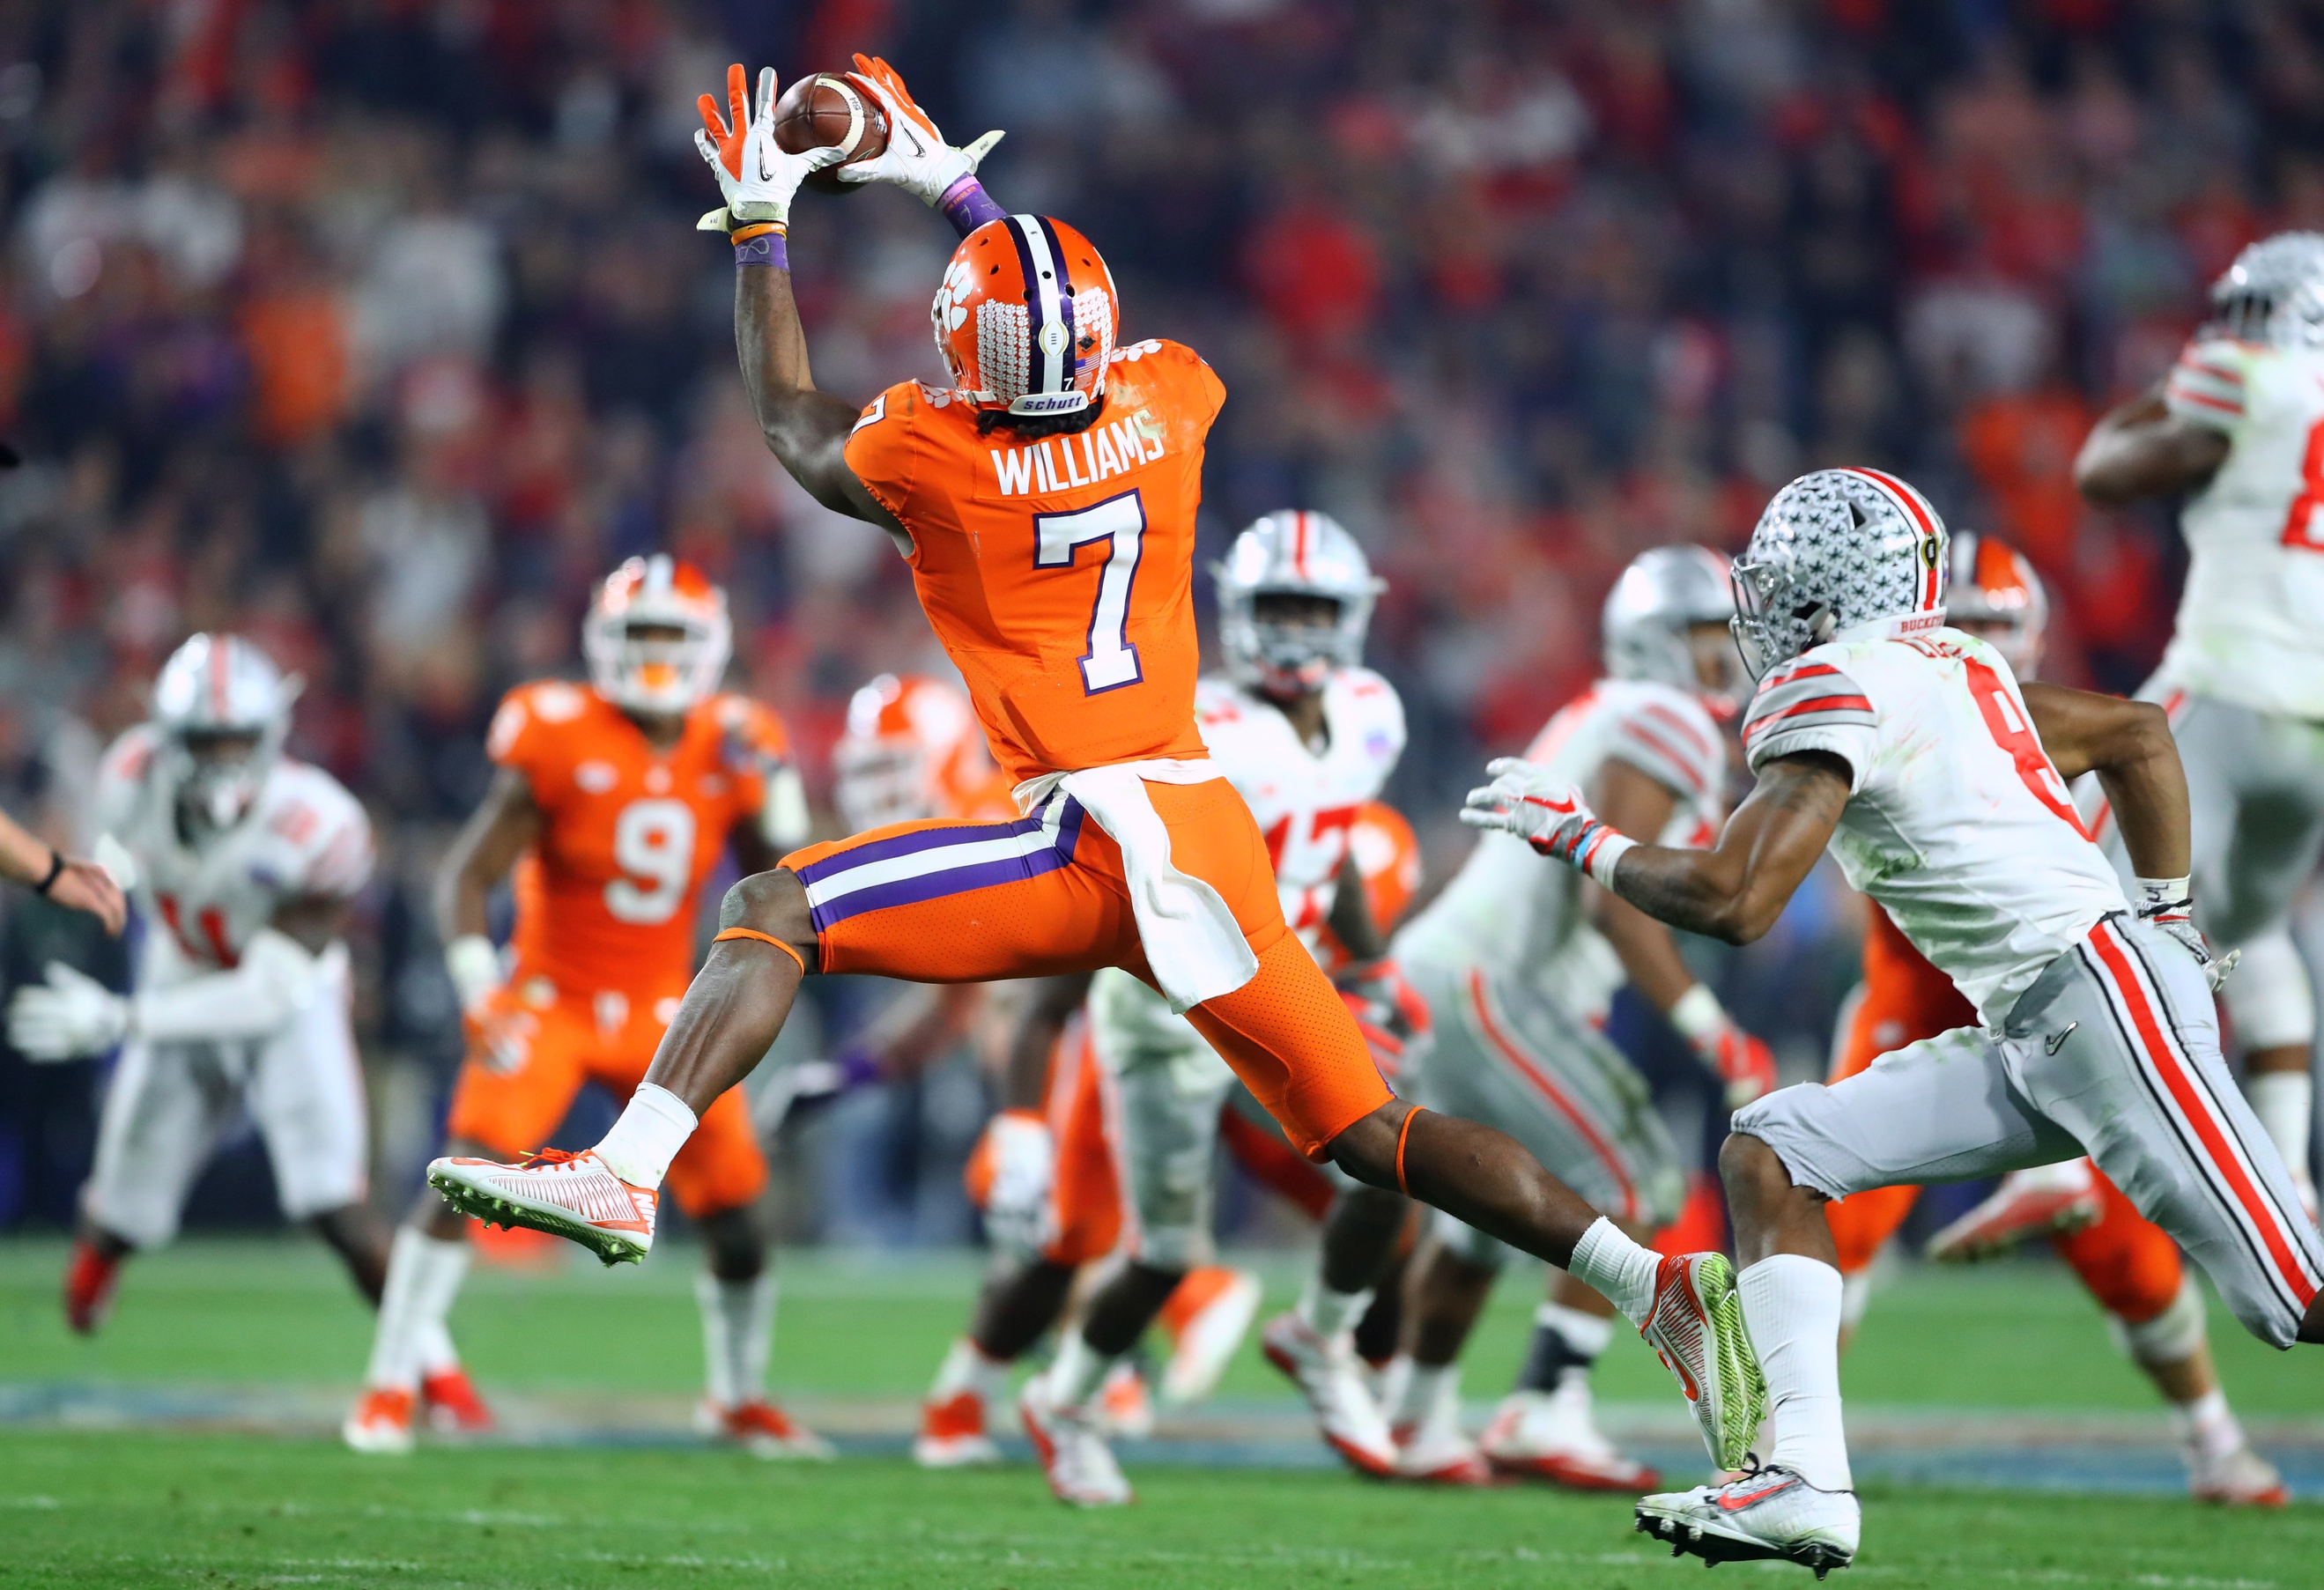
[
  {"x1": 1580, "y1": 827, "x2": 1636, "y2": 888},
  {"x1": 444, "y1": 933, "x2": 504, "y2": 1014},
  {"x1": 1667, "y1": 982, "x2": 1728, "y2": 1046},
  {"x1": 2133, "y1": 876, "x2": 2192, "y2": 915}
]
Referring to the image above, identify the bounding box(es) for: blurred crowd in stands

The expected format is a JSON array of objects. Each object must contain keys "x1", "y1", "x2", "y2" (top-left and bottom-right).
[{"x1": 2, "y1": 0, "x2": 2316, "y2": 1241}]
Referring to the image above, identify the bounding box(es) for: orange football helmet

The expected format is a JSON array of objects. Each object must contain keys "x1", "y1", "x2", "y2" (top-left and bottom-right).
[
  {"x1": 1947, "y1": 531, "x2": 2047, "y2": 680},
  {"x1": 1314, "y1": 800, "x2": 1424, "y2": 974},
  {"x1": 583, "y1": 555, "x2": 733, "y2": 714},
  {"x1": 931, "y1": 215, "x2": 1119, "y2": 417},
  {"x1": 833, "y1": 673, "x2": 1003, "y2": 830}
]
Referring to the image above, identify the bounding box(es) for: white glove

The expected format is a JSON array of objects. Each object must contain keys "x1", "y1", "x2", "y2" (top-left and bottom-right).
[
  {"x1": 978, "y1": 1109, "x2": 1055, "y2": 1260},
  {"x1": 1460, "y1": 758, "x2": 1636, "y2": 884},
  {"x1": 835, "y1": 53, "x2": 1004, "y2": 205},
  {"x1": 2135, "y1": 876, "x2": 2238, "y2": 993},
  {"x1": 8, "y1": 962, "x2": 130, "y2": 1061},
  {"x1": 443, "y1": 933, "x2": 504, "y2": 1017},
  {"x1": 694, "y1": 63, "x2": 847, "y2": 230}
]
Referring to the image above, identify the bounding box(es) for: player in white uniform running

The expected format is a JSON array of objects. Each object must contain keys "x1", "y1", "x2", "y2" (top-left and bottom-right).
[
  {"x1": 1466, "y1": 468, "x2": 2324, "y2": 1576},
  {"x1": 6, "y1": 635, "x2": 413, "y2": 1361},
  {"x1": 1013, "y1": 509, "x2": 1410, "y2": 1505},
  {"x1": 2076, "y1": 232, "x2": 2324, "y2": 1217},
  {"x1": 1386, "y1": 546, "x2": 1774, "y2": 1490}
]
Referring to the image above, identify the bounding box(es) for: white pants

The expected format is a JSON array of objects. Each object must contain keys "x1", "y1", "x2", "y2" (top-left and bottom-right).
[
  {"x1": 2135, "y1": 686, "x2": 2324, "y2": 949},
  {"x1": 1086, "y1": 967, "x2": 1239, "y2": 1270},
  {"x1": 1734, "y1": 914, "x2": 2322, "y2": 1347},
  {"x1": 83, "y1": 964, "x2": 367, "y2": 1249}
]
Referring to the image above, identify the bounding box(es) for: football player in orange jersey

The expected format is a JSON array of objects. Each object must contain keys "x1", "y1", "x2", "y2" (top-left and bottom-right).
[
  {"x1": 345, "y1": 556, "x2": 823, "y2": 1458},
  {"x1": 428, "y1": 57, "x2": 1762, "y2": 1475},
  {"x1": 1823, "y1": 534, "x2": 2284, "y2": 1505}
]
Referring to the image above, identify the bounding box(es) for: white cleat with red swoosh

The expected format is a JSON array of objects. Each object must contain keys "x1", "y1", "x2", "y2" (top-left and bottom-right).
[
  {"x1": 1635, "y1": 1465, "x2": 1859, "y2": 1579},
  {"x1": 426, "y1": 1149, "x2": 656, "y2": 1267},
  {"x1": 1636, "y1": 1253, "x2": 1766, "y2": 1471}
]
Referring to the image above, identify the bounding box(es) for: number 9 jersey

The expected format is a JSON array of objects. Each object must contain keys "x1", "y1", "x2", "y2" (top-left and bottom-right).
[
  {"x1": 486, "y1": 678, "x2": 796, "y2": 1003},
  {"x1": 841, "y1": 338, "x2": 1224, "y2": 790}
]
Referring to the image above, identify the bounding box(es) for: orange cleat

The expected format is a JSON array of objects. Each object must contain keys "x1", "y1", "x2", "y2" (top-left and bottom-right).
[
  {"x1": 1157, "y1": 1266, "x2": 1262, "y2": 1406},
  {"x1": 419, "y1": 1366, "x2": 494, "y2": 1434},
  {"x1": 63, "y1": 1239, "x2": 122, "y2": 1336},
  {"x1": 914, "y1": 1388, "x2": 1001, "y2": 1468},
  {"x1": 343, "y1": 1387, "x2": 417, "y2": 1454},
  {"x1": 1926, "y1": 1162, "x2": 2103, "y2": 1263},
  {"x1": 706, "y1": 1398, "x2": 833, "y2": 1461}
]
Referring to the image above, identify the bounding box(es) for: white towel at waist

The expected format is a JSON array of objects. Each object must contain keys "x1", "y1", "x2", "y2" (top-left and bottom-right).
[{"x1": 1014, "y1": 758, "x2": 1260, "y2": 1014}]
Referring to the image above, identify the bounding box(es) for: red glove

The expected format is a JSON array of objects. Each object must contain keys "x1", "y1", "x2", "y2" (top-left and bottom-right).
[{"x1": 1669, "y1": 984, "x2": 1778, "y2": 1108}]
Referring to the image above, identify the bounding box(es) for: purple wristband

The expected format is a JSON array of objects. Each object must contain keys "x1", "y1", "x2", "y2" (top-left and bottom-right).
[
  {"x1": 938, "y1": 175, "x2": 1007, "y2": 238},
  {"x1": 735, "y1": 230, "x2": 787, "y2": 270}
]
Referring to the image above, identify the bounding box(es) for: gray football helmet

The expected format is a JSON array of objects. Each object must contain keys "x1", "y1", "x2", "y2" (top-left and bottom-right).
[
  {"x1": 1730, "y1": 469, "x2": 1949, "y2": 681},
  {"x1": 2208, "y1": 233, "x2": 2324, "y2": 349},
  {"x1": 151, "y1": 632, "x2": 301, "y2": 834},
  {"x1": 1214, "y1": 510, "x2": 1385, "y2": 696},
  {"x1": 1602, "y1": 545, "x2": 1741, "y2": 698}
]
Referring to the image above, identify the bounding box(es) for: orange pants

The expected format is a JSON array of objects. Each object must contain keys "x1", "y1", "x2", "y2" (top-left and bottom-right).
[
  {"x1": 784, "y1": 776, "x2": 1391, "y2": 1157},
  {"x1": 1824, "y1": 981, "x2": 2182, "y2": 1323},
  {"x1": 445, "y1": 978, "x2": 766, "y2": 1219}
]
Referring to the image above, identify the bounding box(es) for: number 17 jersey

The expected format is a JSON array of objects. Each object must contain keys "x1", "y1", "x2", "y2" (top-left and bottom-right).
[{"x1": 842, "y1": 339, "x2": 1222, "y2": 791}]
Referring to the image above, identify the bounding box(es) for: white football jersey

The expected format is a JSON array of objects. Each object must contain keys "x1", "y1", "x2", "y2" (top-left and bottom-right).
[
  {"x1": 1397, "y1": 678, "x2": 1727, "y2": 1024},
  {"x1": 1742, "y1": 620, "x2": 2128, "y2": 1021},
  {"x1": 2158, "y1": 337, "x2": 2324, "y2": 716},
  {"x1": 95, "y1": 725, "x2": 374, "y2": 993},
  {"x1": 1086, "y1": 668, "x2": 1405, "y2": 1071}
]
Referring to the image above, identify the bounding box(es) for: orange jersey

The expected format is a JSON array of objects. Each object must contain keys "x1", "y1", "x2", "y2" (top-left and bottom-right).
[
  {"x1": 486, "y1": 680, "x2": 793, "y2": 998},
  {"x1": 842, "y1": 338, "x2": 1225, "y2": 788},
  {"x1": 1853, "y1": 899, "x2": 1976, "y2": 1062}
]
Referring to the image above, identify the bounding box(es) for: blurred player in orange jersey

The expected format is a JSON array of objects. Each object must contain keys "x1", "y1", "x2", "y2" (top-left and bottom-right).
[
  {"x1": 1824, "y1": 534, "x2": 2284, "y2": 1505},
  {"x1": 429, "y1": 58, "x2": 1751, "y2": 1483},
  {"x1": 344, "y1": 556, "x2": 821, "y2": 1458}
]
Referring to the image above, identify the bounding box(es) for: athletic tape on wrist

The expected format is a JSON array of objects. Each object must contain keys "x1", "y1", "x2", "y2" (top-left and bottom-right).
[
  {"x1": 1576, "y1": 825, "x2": 1635, "y2": 888},
  {"x1": 733, "y1": 227, "x2": 787, "y2": 269},
  {"x1": 938, "y1": 175, "x2": 1006, "y2": 237},
  {"x1": 713, "y1": 926, "x2": 806, "y2": 972}
]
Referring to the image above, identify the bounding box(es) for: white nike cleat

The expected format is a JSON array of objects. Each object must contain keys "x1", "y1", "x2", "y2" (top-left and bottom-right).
[
  {"x1": 1926, "y1": 1160, "x2": 2102, "y2": 1262},
  {"x1": 1019, "y1": 1376, "x2": 1132, "y2": 1506},
  {"x1": 1159, "y1": 1267, "x2": 1262, "y2": 1405},
  {"x1": 2188, "y1": 1442, "x2": 2289, "y2": 1507},
  {"x1": 1389, "y1": 1421, "x2": 1495, "y2": 1486},
  {"x1": 1635, "y1": 1466, "x2": 1859, "y2": 1579},
  {"x1": 1260, "y1": 1312, "x2": 1397, "y2": 1476},
  {"x1": 1478, "y1": 1384, "x2": 1661, "y2": 1492},
  {"x1": 699, "y1": 1398, "x2": 833, "y2": 1460},
  {"x1": 914, "y1": 1388, "x2": 1002, "y2": 1468},
  {"x1": 342, "y1": 1387, "x2": 416, "y2": 1455},
  {"x1": 426, "y1": 1149, "x2": 655, "y2": 1267},
  {"x1": 1637, "y1": 1253, "x2": 1765, "y2": 1472}
]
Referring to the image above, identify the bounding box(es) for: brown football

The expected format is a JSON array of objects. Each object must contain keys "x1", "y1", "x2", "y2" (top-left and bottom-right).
[{"x1": 772, "y1": 72, "x2": 889, "y2": 196}]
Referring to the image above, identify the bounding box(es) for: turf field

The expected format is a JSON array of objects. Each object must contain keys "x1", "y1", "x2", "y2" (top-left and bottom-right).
[{"x1": 4, "y1": 1237, "x2": 2320, "y2": 1588}]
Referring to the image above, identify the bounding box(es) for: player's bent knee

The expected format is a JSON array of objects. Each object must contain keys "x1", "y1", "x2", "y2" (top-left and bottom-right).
[{"x1": 719, "y1": 868, "x2": 817, "y2": 962}]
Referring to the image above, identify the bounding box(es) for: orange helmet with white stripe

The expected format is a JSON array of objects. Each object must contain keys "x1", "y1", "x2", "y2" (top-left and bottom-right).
[
  {"x1": 1946, "y1": 530, "x2": 2048, "y2": 680},
  {"x1": 931, "y1": 215, "x2": 1120, "y2": 418},
  {"x1": 583, "y1": 555, "x2": 733, "y2": 714},
  {"x1": 833, "y1": 673, "x2": 1004, "y2": 830}
]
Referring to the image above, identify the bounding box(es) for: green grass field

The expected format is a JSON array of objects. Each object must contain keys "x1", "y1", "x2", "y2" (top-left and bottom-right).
[{"x1": 4, "y1": 1237, "x2": 2320, "y2": 1588}]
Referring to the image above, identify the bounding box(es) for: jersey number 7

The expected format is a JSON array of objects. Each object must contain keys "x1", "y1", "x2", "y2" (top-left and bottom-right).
[{"x1": 1036, "y1": 490, "x2": 1146, "y2": 694}]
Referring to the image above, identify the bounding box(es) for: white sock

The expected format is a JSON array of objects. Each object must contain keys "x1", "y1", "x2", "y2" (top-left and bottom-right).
[
  {"x1": 596, "y1": 1083, "x2": 699, "y2": 1189},
  {"x1": 1047, "y1": 1329, "x2": 1114, "y2": 1411},
  {"x1": 2246, "y1": 1072, "x2": 2314, "y2": 1188},
  {"x1": 415, "y1": 1320, "x2": 459, "y2": 1379},
  {"x1": 2172, "y1": 1387, "x2": 2246, "y2": 1465},
  {"x1": 697, "y1": 1271, "x2": 775, "y2": 1410},
  {"x1": 1394, "y1": 1359, "x2": 1460, "y2": 1438},
  {"x1": 1536, "y1": 1300, "x2": 1613, "y2": 1357},
  {"x1": 1295, "y1": 1276, "x2": 1373, "y2": 1340},
  {"x1": 365, "y1": 1229, "x2": 470, "y2": 1391},
  {"x1": 929, "y1": 1336, "x2": 1012, "y2": 1401},
  {"x1": 1565, "y1": 1218, "x2": 1660, "y2": 1324},
  {"x1": 1737, "y1": 1254, "x2": 1852, "y2": 1491}
]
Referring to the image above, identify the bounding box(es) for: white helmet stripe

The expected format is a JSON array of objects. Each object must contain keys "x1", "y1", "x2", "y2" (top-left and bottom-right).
[{"x1": 1007, "y1": 215, "x2": 1069, "y2": 396}]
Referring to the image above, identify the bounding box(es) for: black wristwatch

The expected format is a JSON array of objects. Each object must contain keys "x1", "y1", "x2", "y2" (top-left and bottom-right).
[{"x1": 33, "y1": 849, "x2": 64, "y2": 895}]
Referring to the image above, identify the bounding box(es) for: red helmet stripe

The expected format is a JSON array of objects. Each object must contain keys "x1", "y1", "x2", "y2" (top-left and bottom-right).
[
  {"x1": 1292, "y1": 511, "x2": 1311, "y2": 578},
  {"x1": 1842, "y1": 466, "x2": 1943, "y2": 611},
  {"x1": 211, "y1": 635, "x2": 231, "y2": 719}
]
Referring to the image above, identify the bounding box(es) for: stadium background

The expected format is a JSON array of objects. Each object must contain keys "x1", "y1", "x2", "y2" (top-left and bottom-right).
[{"x1": 0, "y1": 0, "x2": 2320, "y2": 1259}]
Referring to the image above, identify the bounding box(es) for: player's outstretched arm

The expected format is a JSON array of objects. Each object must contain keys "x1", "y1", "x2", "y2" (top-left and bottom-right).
[
  {"x1": 2075, "y1": 386, "x2": 2229, "y2": 506},
  {"x1": 435, "y1": 768, "x2": 540, "y2": 942},
  {"x1": 1323, "y1": 853, "x2": 1387, "y2": 965},
  {"x1": 836, "y1": 55, "x2": 1007, "y2": 237},
  {"x1": 1465, "y1": 753, "x2": 1847, "y2": 945},
  {"x1": 0, "y1": 808, "x2": 124, "y2": 934},
  {"x1": 2022, "y1": 684, "x2": 2190, "y2": 880}
]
